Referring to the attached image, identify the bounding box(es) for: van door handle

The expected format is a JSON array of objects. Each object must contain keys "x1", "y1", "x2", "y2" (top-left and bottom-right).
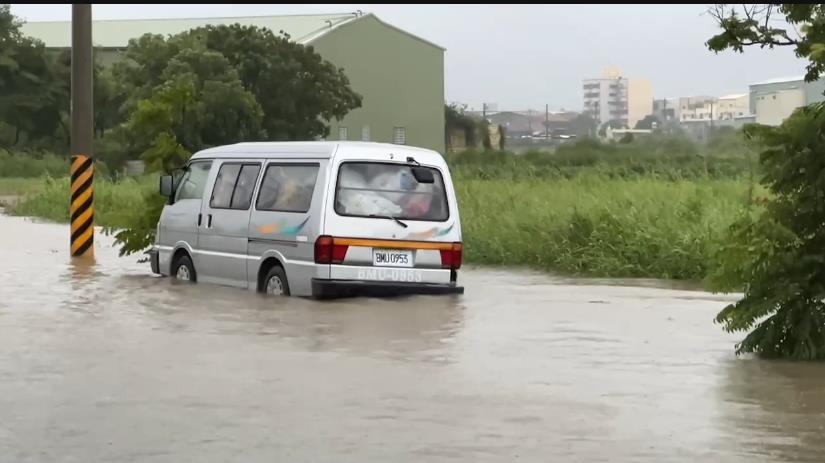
[
  {"x1": 207, "y1": 214, "x2": 213, "y2": 228},
  {"x1": 197, "y1": 213, "x2": 202, "y2": 227}
]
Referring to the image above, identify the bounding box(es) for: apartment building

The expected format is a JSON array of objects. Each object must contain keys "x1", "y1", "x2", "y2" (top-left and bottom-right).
[{"x1": 582, "y1": 66, "x2": 652, "y2": 129}]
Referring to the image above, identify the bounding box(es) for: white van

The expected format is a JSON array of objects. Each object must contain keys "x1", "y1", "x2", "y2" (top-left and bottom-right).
[{"x1": 146, "y1": 141, "x2": 464, "y2": 298}]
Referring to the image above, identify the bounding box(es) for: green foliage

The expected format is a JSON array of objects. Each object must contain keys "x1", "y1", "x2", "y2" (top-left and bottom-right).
[
  {"x1": 707, "y1": 105, "x2": 825, "y2": 359},
  {"x1": 447, "y1": 134, "x2": 757, "y2": 181},
  {"x1": 103, "y1": 187, "x2": 166, "y2": 257},
  {"x1": 445, "y1": 136, "x2": 760, "y2": 279},
  {"x1": 598, "y1": 118, "x2": 626, "y2": 136},
  {"x1": 445, "y1": 103, "x2": 480, "y2": 148},
  {"x1": 706, "y1": 4, "x2": 824, "y2": 82},
  {"x1": 0, "y1": 150, "x2": 67, "y2": 177},
  {"x1": 9, "y1": 174, "x2": 153, "y2": 226},
  {"x1": 706, "y1": 4, "x2": 825, "y2": 359},
  {"x1": 0, "y1": 177, "x2": 43, "y2": 195},
  {"x1": 0, "y1": 5, "x2": 67, "y2": 148},
  {"x1": 634, "y1": 115, "x2": 661, "y2": 130},
  {"x1": 122, "y1": 48, "x2": 264, "y2": 173},
  {"x1": 455, "y1": 173, "x2": 753, "y2": 280},
  {"x1": 186, "y1": 24, "x2": 362, "y2": 140},
  {"x1": 568, "y1": 113, "x2": 598, "y2": 137}
]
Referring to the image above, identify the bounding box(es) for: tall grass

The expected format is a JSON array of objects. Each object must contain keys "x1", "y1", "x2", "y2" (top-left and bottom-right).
[
  {"x1": 8, "y1": 134, "x2": 762, "y2": 281},
  {"x1": 447, "y1": 135, "x2": 759, "y2": 181},
  {"x1": 0, "y1": 150, "x2": 69, "y2": 178},
  {"x1": 0, "y1": 178, "x2": 44, "y2": 196},
  {"x1": 455, "y1": 173, "x2": 757, "y2": 280},
  {"x1": 10, "y1": 176, "x2": 155, "y2": 228}
]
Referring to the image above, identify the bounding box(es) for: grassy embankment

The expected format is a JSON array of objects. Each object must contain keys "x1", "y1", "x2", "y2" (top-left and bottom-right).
[{"x1": 5, "y1": 136, "x2": 762, "y2": 281}]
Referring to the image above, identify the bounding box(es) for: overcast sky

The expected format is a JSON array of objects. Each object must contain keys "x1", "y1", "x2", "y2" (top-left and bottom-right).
[{"x1": 12, "y1": 4, "x2": 807, "y2": 112}]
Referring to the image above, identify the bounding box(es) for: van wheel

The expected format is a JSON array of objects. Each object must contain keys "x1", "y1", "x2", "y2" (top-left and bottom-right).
[
  {"x1": 172, "y1": 255, "x2": 196, "y2": 283},
  {"x1": 264, "y1": 266, "x2": 290, "y2": 296}
]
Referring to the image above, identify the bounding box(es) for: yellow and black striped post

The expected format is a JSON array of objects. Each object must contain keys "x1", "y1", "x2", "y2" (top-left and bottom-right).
[{"x1": 70, "y1": 155, "x2": 94, "y2": 257}]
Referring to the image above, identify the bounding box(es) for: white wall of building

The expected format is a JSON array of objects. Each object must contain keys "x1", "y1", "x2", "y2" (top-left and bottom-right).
[{"x1": 754, "y1": 88, "x2": 805, "y2": 126}]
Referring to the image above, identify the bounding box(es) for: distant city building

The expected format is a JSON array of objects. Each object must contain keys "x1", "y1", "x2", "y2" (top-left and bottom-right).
[
  {"x1": 652, "y1": 97, "x2": 678, "y2": 121},
  {"x1": 653, "y1": 93, "x2": 754, "y2": 142},
  {"x1": 582, "y1": 66, "x2": 652, "y2": 129},
  {"x1": 483, "y1": 110, "x2": 579, "y2": 138},
  {"x1": 717, "y1": 94, "x2": 749, "y2": 120},
  {"x1": 676, "y1": 96, "x2": 717, "y2": 121},
  {"x1": 749, "y1": 76, "x2": 825, "y2": 126}
]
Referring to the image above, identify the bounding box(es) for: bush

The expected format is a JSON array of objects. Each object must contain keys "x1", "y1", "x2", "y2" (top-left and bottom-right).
[
  {"x1": 10, "y1": 175, "x2": 155, "y2": 227},
  {"x1": 446, "y1": 134, "x2": 757, "y2": 181},
  {"x1": 0, "y1": 150, "x2": 68, "y2": 178}
]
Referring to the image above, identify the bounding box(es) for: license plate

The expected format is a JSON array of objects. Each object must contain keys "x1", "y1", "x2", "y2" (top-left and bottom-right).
[{"x1": 373, "y1": 249, "x2": 413, "y2": 268}]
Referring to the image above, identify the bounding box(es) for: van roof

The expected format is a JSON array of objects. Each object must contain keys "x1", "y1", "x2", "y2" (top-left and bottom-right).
[{"x1": 190, "y1": 141, "x2": 437, "y2": 160}]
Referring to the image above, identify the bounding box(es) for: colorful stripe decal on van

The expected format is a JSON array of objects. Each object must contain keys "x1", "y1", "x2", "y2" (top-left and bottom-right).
[
  {"x1": 256, "y1": 217, "x2": 310, "y2": 236},
  {"x1": 401, "y1": 223, "x2": 454, "y2": 241}
]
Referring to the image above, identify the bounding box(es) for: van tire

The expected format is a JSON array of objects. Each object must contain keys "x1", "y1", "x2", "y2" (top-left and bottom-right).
[
  {"x1": 263, "y1": 266, "x2": 290, "y2": 297},
  {"x1": 172, "y1": 254, "x2": 197, "y2": 283}
]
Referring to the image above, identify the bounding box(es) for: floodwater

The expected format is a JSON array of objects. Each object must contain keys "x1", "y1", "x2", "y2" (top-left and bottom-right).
[{"x1": 2, "y1": 212, "x2": 825, "y2": 463}]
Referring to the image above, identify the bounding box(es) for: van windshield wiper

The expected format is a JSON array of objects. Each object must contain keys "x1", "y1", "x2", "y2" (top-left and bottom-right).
[{"x1": 368, "y1": 214, "x2": 408, "y2": 228}]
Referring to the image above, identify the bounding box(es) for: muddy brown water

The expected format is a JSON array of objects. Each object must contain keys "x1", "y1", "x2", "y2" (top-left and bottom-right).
[{"x1": 2, "y1": 212, "x2": 825, "y2": 462}]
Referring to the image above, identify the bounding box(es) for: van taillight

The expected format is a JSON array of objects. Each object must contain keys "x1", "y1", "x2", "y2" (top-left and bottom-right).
[
  {"x1": 440, "y1": 242, "x2": 463, "y2": 269},
  {"x1": 314, "y1": 236, "x2": 348, "y2": 264}
]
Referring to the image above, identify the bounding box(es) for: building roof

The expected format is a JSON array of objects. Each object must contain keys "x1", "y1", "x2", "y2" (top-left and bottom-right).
[
  {"x1": 718, "y1": 93, "x2": 747, "y2": 100},
  {"x1": 750, "y1": 76, "x2": 805, "y2": 86},
  {"x1": 21, "y1": 12, "x2": 363, "y2": 48}
]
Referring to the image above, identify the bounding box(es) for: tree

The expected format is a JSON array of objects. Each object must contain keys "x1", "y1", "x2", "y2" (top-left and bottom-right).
[
  {"x1": 634, "y1": 115, "x2": 661, "y2": 130},
  {"x1": 0, "y1": 5, "x2": 67, "y2": 148},
  {"x1": 445, "y1": 103, "x2": 478, "y2": 149},
  {"x1": 598, "y1": 119, "x2": 625, "y2": 137},
  {"x1": 707, "y1": 4, "x2": 823, "y2": 82},
  {"x1": 706, "y1": 4, "x2": 825, "y2": 359},
  {"x1": 174, "y1": 24, "x2": 362, "y2": 140},
  {"x1": 123, "y1": 48, "x2": 265, "y2": 173},
  {"x1": 568, "y1": 113, "x2": 598, "y2": 138}
]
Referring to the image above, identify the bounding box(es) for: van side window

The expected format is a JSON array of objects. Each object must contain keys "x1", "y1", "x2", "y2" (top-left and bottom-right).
[
  {"x1": 210, "y1": 163, "x2": 261, "y2": 210},
  {"x1": 231, "y1": 164, "x2": 262, "y2": 210},
  {"x1": 175, "y1": 161, "x2": 212, "y2": 201},
  {"x1": 210, "y1": 164, "x2": 241, "y2": 208},
  {"x1": 256, "y1": 164, "x2": 319, "y2": 213}
]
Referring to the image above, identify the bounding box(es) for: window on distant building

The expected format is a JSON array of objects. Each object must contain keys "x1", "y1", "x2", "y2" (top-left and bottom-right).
[
  {"x1": 338, "y1": 127, "x2": 348, "y2": 140},
  {"x1": 361, "y1": 125, "x2": 370, "y2": 141},
  {"x1": 393, "y1": 127, "x2": 406, "y2": 145}
]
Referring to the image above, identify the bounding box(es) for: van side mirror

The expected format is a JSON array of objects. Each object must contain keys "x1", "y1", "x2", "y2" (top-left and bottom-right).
[{"x1": 159, "y1": 175, "x2": 174, "y2": 199}]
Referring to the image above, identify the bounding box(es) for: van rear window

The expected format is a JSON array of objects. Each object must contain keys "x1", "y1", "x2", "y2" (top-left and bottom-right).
[{"x1": 334, "y1": 162, "x2": 449, "y2": 222}]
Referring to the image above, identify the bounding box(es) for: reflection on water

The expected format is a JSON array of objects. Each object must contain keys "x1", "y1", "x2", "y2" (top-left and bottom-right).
[
  {"x1": 1, "y1": 213, "x2": 824, "y2": 463},
  {"x1": 717, "y1": 359, "x2": 825, "y2": 462}
]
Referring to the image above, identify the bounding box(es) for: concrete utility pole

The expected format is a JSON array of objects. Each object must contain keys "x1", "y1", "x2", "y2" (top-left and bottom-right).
[
  {"x1": 545, "y1": 104, "x2": 549, "y2": 140},
  {"x1": 709, "y1": 100, "x2": 715, "y2": 137},
  {"x1": 69, "y1": 4, "x2": 94, "y2": 258}
]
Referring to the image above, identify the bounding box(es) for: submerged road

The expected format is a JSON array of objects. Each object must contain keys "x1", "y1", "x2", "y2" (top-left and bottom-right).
[{"x1": 1, "y1": 213, "x2": 824, "y2": 462}]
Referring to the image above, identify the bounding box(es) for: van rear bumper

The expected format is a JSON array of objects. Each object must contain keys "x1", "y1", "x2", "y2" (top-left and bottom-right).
[{"x1": 311, "y1": 278, "x2": 464, "y2": 299}]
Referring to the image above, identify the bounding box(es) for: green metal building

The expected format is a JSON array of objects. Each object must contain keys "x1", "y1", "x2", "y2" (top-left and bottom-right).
[{"x1": 22, "y1": 13, "x2": 446, "y2": 153}]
